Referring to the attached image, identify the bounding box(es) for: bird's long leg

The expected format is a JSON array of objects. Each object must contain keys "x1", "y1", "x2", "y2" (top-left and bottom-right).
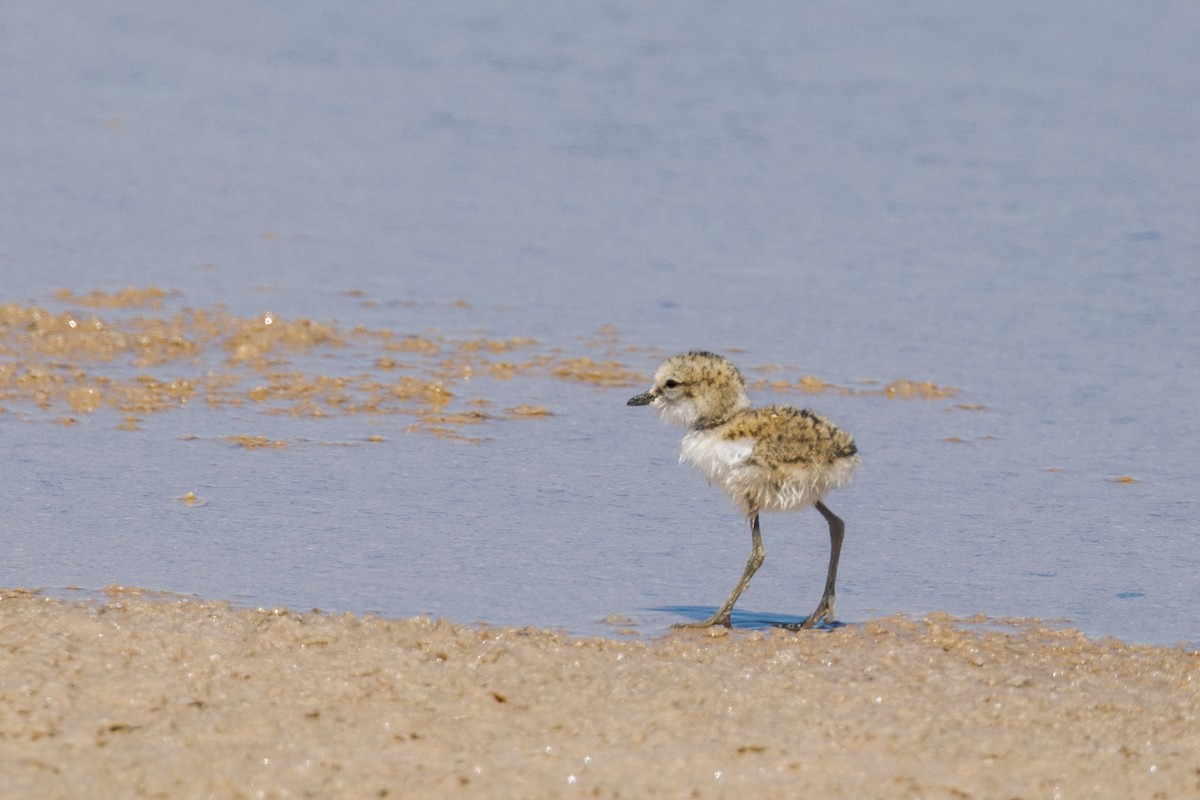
[
  {"x1": 774, "y1": 501, "x2": 844, "y2": 631},
  {"x1": 674, "y1": 512, "x2": 764, "y2": 629},
  {"x1": 800, "y1": 500, "x2": 844, "y2": 629}
]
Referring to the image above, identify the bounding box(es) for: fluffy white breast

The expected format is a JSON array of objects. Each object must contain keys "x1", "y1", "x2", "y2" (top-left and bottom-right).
[
  {"x1": 679, "y1": 428, "x2": 862, "y2": 515},
  {"x1": 679, "y1": 429, "x2": 754, "y2": 486}
]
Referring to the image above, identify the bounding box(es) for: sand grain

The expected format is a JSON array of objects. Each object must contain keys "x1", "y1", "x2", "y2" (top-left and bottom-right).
[{"x1": 2, "y1": 590, "x2": 1197, "y2": 798}]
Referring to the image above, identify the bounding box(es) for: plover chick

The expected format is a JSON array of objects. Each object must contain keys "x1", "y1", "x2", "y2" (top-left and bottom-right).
[{"x1": 628, "y1": 351, "x2": 861, "y2": 630}]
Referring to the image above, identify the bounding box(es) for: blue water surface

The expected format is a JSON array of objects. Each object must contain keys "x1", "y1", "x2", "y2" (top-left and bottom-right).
[{"x1": 2, "y1": 2, "x2": 1197, "y2": 646}]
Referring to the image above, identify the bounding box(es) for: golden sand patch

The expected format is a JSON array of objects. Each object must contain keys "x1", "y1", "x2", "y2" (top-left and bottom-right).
[{"x1": 0, "y1": 593, "x2": 1195, "y2": 799}]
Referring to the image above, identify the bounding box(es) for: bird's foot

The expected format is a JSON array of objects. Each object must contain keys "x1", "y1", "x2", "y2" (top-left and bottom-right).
[
  {"x1": 672, "y1": 614, "x2": 732, "y2": 629},
  {"x1": 774, "y1": 599, "x2": 836, "y2": 631}
]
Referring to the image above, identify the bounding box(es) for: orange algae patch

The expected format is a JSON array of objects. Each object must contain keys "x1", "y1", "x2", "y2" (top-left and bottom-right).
[
  {"x1": 66, "y1": 386, "x2": 104, "y2": 413},
  {"x1": 2, "y1": 289, "x2": 975, "y2": 440},
  {"x1": 1, "y1": 305, "x2": 122, "y2": 361},
  {"x1": 225, "y1": 435, "x2": 288, "y2": 450},
  {"x1": 551, "y1": 357, "x2": 643, "y2": 387},
  {"x1": 747, "y1": 368, "x2": 960, "y2": 402},
  {"x1": 383, "y1": 335, "x2": 441, "y2": 356},
  {"x1": 246, "y1": 373, "x2": 367, "y2": 415},
  {"x1": 414, "y1": 410, "x2": 491, "y2": 427},
  {"x1": 506, "y1": 404, "x2": 552, "y2": 418},
  {"x1": 54, "y1": 286, "x2": 174, "y2": 309},
  {"x1": 458, "y1": 336, "x2": 538, "y2": 354},
  {"x1": 794, "y1": 374, "x2": 840, "y2": 393},
  {"x1": 483, "y1": 361, "x2": 520, "y2": 379},
  {"x1": 404, "y1": 423, "x2": 487, "y2": 443},
  {"x1": 113, "y1": 377, "x2": 198, "y2": 413},
  {"x1": 390, "y1": 376, "x2": 454, "y2": 409},
  {"x1": 883, "y1": 379, "x2": 959, "y2": 400},
  {"x1": 373, "y1": 356, "x2": 408, "y2": 371},
  {"x1": 750, "y1": 374, "x2": 849, "y2": 395},
  {"x1": 225, "y1": 313, "x2": 344, "y2": 367}
]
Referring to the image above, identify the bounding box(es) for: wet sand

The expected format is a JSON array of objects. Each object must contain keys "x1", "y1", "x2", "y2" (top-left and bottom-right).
[{"x1": 2, "y1": 588, "x2": 1197, "y2": 798}]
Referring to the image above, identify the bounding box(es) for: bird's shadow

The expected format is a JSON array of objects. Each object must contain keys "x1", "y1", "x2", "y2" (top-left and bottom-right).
[{"x1": 651, "y1": 605, "x2": 845, "y2": 632}]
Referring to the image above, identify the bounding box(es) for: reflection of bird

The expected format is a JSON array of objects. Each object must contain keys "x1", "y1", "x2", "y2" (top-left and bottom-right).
[{"x1": 627, "y1": 351, "x2": 861, "y2": 629}]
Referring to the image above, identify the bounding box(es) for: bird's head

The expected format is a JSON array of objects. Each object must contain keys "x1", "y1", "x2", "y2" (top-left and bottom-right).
[{"x1": 627, "y1": 351, "x2": 749, "y2": 429}]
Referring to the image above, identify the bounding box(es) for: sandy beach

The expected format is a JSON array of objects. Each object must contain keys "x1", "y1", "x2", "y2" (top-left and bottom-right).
[{"x1": 2, "y1": 588, "x2": 1196, "y2": 799}]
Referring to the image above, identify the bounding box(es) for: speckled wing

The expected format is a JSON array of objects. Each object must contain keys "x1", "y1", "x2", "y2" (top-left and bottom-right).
[
  {"x1": 733, "y1": 407, "x2": 858, "y2": 468},
  {"x1": 720, "y1": 406, "x2": 860, "y2": 514}
]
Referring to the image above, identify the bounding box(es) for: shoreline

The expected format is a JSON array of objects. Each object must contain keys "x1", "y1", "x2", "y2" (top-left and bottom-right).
[{"x1": 3, "y1": 587, "x2": 1198, "y2": 798}]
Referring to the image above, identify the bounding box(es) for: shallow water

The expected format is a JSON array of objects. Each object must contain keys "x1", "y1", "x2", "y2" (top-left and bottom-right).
[{"x1": 2, "y1": 2, "x2": 1197, "y2": 646}]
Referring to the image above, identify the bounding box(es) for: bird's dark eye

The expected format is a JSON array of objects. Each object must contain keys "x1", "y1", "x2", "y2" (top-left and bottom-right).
[{"x1": 663, "y1": 379, "x2": 681, "y2": 389}]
